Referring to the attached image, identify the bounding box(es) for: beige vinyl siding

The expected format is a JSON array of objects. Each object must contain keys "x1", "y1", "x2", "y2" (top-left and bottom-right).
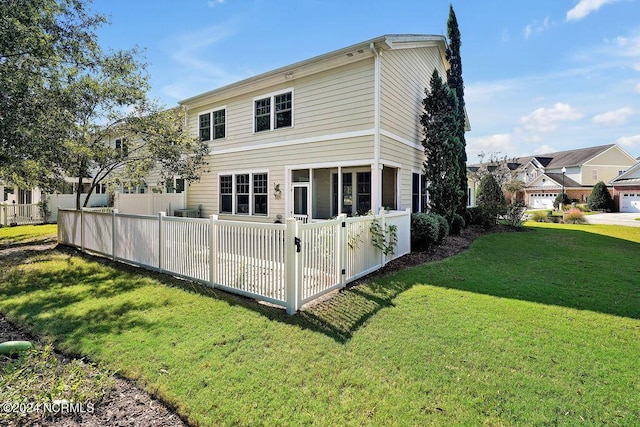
[
  {"x1": 186, "y1": 59, "x2": 375, "y2": 153},
  {"x1": 187, "y1": 135, "x2": 373, "y2": 221},
  {"x1": 380, "y1": 134, "x2": 425, "y2": 210},
  {"x1": 379, "y1": 47, "x2": 446, "y2": 144},
  {"x1": 582, "y1": 147, "x2": 636, "y2": 185}
]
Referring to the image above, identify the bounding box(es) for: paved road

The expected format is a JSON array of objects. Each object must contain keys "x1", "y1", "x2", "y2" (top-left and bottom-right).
[{"x1": 585, "y1": 212, "x2": 640, "y2": 227}]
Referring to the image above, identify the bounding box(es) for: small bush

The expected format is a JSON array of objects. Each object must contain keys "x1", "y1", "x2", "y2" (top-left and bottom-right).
[
  {"x1": 563, "y1": 208, "x2": 586, "y2": 224},
  {"x1": 529, "y1": 210, "x2": 549, "y2": 222},
  {"x1": 477, "y1": 174, "x2": 506, "y2": 227},
  {"x1": 435, "y1": 215, "x2": 449, "y2": 242},
  {"x1": 462, "y1": 208, "x2": 473, "y2": 228},
  {"x1": 450, "y1": 213, "x2": 465, "y2": 236},
  {"x1": 467, "y1": 207, "x2": 483, "y2": 226},
  {"x1": 587, "y1": 181, "x2": 615, "y2": 212},
  {"x1": 411, "y1": 213, "x2": 450, "y2": 251},
  {"x1": 503, "y1": 201, "x2": 527, "y2": 227},
  {"x1": 411, "y1": 213, "x2": 439, "y2": 251},
  {"x1": 553, "y1": 193, "x2": 571, "y2": 210}
]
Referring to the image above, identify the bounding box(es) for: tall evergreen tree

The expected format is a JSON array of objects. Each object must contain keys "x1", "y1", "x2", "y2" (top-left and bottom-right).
[
  {"x1": 445, "y1": 4, "x2": 468, "y2": 214},
  {"x1": 421, "y1": 69, "x2": 462, "y2": 221}
]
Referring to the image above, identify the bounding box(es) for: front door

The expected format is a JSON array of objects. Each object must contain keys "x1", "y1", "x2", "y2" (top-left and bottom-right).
[{"x1": 292, "y1": 183, "x2": 310, "y2": 222}]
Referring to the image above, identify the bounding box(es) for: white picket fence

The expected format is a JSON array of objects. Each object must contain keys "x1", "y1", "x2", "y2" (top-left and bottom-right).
[
  {"x1": 0, "y1": 203, "x2": 45, "y2": 226},
  {"x1": 57, "y1": 208, "x2": 410, "y2": 314}
]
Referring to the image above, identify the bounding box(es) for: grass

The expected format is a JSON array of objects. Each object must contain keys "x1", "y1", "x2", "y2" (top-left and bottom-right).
[
  {"x1": 0, "y1": 223, "x2": 639, "y2": 425},
  {"x1": 0, "y1": 224, "x2": 57, "y2": 247}
]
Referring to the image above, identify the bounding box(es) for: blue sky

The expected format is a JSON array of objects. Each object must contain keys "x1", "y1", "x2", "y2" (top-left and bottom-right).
[{"x1": 90, "y1": 0, "x2": 640, "y2": 161}]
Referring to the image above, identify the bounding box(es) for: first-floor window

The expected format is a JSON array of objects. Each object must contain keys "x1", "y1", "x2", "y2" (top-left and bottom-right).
[
  {"x1": 219, "y1": 172, "x2": 268, "y2": 216},
  {"x1": 236, "y1": 174, "x2": 250, "y2": 214},
  {"x1": 220, "y1": 175, "x2": 233, "y2": 213},
  {"x1": 412, "y1": 173, "x2": 428, "y2": 213},
  {"x1": 253, "y1": 173, "x2": 268, "y2": 215}
]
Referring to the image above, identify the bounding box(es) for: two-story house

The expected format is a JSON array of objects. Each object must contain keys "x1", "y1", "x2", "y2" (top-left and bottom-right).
[
  {"x1": 469, "y1": 144, "x2": 636, "y2": 209},
  {"x1": 180, "y1": 34, "x2": 455, "y2": 222}
]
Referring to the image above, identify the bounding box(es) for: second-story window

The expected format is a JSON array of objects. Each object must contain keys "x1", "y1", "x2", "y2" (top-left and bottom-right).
[
  {"x1": 255, "y1": 98, "x2": 271, "y2": 132},
  {"x1": 199, "y1": 108, "x2": 226, "y2": 141},
  {"x1": 275, "y1": 92, "x2": 292, "y2": 129},
  {"x1": 213, "y1": 109, "x2": 225, "y2": 139},
  {"x1": 254, "y1": 90, "x2": 293, "y2": 132},
  {"x1": 199, "y1": 113, "x2": 210, "y2": 141},
  {"x1": 115, "y1": 138, "x2": 128, "y2": 157}
]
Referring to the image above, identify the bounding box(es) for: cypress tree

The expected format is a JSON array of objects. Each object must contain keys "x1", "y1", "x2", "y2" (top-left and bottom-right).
[
  {"x1": 446, "y1": 4, "x2": 468, "y2": 214},
  {"x1": 421, "y1": 69, "x2": 462, "y2": 222}
]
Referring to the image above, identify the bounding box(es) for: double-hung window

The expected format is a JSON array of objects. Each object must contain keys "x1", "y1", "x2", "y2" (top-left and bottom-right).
[
  {"x1": 115, "y1": 138, "x2": 128, "y2": 157},
  {"x1": 199, "y1": 107, "x2": 226, "y2": 141},
  {"x1": 254, "y1": 90, "x2": 293, "y2": 132},
  {"x1": 219, "y1": 172, "x2": 269, "y2": 216}
]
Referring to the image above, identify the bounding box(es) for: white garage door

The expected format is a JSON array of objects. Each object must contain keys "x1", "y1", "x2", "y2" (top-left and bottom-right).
[
  {"x1": 620, "y1": 193, "x2": 640, "y2": 213},
  {"x1": 530, "y1": 193, "x2": 556, "y2": 209}
]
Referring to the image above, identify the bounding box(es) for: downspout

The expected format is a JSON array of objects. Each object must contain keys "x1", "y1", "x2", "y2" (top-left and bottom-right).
[{"x1": 370, "y1": 42, "x2": 382, "y2": 213}]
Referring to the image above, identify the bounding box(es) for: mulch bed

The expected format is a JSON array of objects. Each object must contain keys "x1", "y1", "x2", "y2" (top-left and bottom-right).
[{"x1": 0, "y1": 224, "x2": 517, "y2": 426}]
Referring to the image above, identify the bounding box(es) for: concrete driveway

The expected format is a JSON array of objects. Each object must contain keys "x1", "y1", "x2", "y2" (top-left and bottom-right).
[{"x1": 585, "y1": 212, "x2": 640, "y2": 227}]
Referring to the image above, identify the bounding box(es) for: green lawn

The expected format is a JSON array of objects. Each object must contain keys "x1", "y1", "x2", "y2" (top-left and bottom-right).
[{"x1": 0, "y1": 223, "x2": 638, "y2": 426}]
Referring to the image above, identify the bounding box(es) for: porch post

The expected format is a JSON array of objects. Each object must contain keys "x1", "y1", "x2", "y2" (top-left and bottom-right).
[{"x1": 337, "y1": 166, "x2": 343, "y2": 215}]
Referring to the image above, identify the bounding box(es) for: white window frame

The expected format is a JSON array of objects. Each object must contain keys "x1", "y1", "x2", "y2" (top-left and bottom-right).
[
  {"x1": 217, "y1": 170, "x2": 269, "y2": 216},
  {"x1": 253, "y1": 88, "x2": 294, "y2": 133},
  {"x1": 199, "y1": 106, "x2": 227, "y2": 141}
]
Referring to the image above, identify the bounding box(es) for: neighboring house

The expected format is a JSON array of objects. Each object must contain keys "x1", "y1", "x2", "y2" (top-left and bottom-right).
[
  {"x1": 468, "y1": 144, "x2": 636, "y2": 210},
  {"x1": 180, "y1": 34, "x2": 459, "y2": 222},
  {"x1": 610, "y1": 160, "x2": 640, "y2": 213}
]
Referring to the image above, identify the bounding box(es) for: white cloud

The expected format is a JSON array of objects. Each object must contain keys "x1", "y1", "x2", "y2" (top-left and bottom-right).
[
  {"x1": 566, "y1": 0, "x2": 619, "y2": 22},
  {"x1": 592, "y1": 107, "x2": 634, "y2": 125},
  {"x1": 523, "y1": 17, "x2": 551, "y2": 40},
  {"x1": 614, "y1": 135, "x2": 640, "y2": 148},
  {"x1": 207, "y1": 0, "x2": 225, "y2": 6},
  {"x1": 635, "y1": 82, "x2": 640, "y2": 93},
  {"x1": 519, "y1": 103, "x2": 583, "y2": 132},
  {"x1": 534, "y1": 145, "x2": 557, "y2": 155},
  {"x1": 466, "y1": 134, "x2": 514, "y2": 163},
  {"x1": 634, "y1": 64, "x2": 640, "y2": 72},
  {"x1": 611, "y1": 35, "x2": 640, "y2": 57}
]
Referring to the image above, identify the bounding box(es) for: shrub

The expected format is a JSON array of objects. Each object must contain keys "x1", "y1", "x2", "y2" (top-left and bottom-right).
[
  {"x1": 466, "y1": 207, "x2": 483, "y2": 225},
  {"x1": 450, "y1": 213, "x2": 465, "y2": 236},
  {"x1": 553, "y1": 193, "x2": 571, "y2": 210},
  {"x1": 587, "y1": 181, "x2": 615, "y2": 212},
  {"x1": 503, "y1": 201, "x2": 527, "y2": 227},
  {"x1": 462, "y1": 208, "x2": 473, "y2": 228},
  {"x1": 411, "y1": 213, "x2": 439, "y2": 251},
  {"x1": 529, "y1": 210, "x2": 549, "y2": 222},
  {"x1": 476, "y1": 174, "x2": 506, "y2": 228},
  {"x1": 563, "y1": 207, "x2": 586, "y2": 224},
  {"x1": 435, "y1": 214, "x2": 449, "y2": 242}
]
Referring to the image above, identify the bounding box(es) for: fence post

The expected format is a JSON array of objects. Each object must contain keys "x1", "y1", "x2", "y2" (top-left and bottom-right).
[
  {"x1": 285, "y1": 218, "x2": 299, "y2": 315},
  {"x1": 2, "y1": 204, "x2": 6, "y2": 226},
  {"x1": 158, "y1": 212, "x2": 166, "y2": 272},
  {"x1": 209, "y1": 214, "x2": 218, "y2": 288},
  {"x1": 378, "y1": 207, "x2": 387, "y2": 267},
  {"x1": 338, "y1": 214, "x2": 347, "y2": 287},
  {"x1": 112, "y1": 209, "x2": 119, "y2": 261},
  {"x1": 80, "y1": 208, "x2": 86, "y2": 252}
]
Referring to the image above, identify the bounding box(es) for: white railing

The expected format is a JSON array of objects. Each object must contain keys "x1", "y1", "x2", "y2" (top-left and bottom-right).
[
  {"x1": 1, "y1": 203, "x2": 45, "y2": 226},
  {"x1": 57, "y1": 208, "x2": 411, "y2": 314}
]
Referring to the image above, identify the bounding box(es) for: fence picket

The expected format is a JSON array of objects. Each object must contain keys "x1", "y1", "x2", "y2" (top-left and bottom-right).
[{"x1": 57, "y1": 209, "x2": 409, "y2": 314}]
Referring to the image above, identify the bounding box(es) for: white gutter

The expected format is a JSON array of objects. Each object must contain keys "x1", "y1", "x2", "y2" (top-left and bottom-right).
[{"x1": 370, "y1": 42, "x2": 382, "y2": 212}]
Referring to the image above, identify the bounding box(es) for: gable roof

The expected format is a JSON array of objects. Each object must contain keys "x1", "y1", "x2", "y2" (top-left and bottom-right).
[
  {"x1": 180, "y1": 34, "x2": 447, "y2": 108},
  {"x1": 469, "y1": 144, "x2": 622, "y2": 170},
  {"x1": 610, "y1": 161, "x2": 640, "y2": 185},
  {"x1": 527, "y1": 172, "x2": 582, "y2": 189}
]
